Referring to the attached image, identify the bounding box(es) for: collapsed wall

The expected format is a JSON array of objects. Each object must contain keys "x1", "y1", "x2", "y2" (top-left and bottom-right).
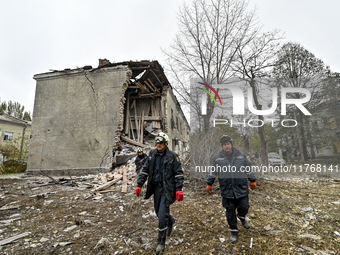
[{"x1": 26, "y1": 66, "x2": 132, "y2": 176}]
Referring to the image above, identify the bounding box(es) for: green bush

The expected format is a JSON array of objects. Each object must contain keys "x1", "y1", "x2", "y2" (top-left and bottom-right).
[{"x1": 0, "y1": 135, "x2": 29, "y2": 174}]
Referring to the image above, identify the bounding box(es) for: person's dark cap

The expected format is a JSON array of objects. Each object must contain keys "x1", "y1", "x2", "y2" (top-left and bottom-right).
[{"x1": 220, "y1": 135, "x2": 233, "y2": 145}]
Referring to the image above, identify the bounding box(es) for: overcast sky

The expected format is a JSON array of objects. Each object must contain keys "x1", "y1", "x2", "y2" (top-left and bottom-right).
[{"x1": 1, "y1": 0, "x2": 339, "y2": 114}]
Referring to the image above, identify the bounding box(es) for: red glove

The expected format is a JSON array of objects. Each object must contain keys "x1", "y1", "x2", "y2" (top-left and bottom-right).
[
  {"x1": 135, "y1": 187, "x2": 141, "y2": 197},
  {"x1": 176, "y1": 191, "x2": 183, "y2": 201},
  {"x1": 206, "y1": 185, "x2": 212, "y2": 194},
  {"x1": 250, "y1": 182, "x2": 256, "y2": 190}
]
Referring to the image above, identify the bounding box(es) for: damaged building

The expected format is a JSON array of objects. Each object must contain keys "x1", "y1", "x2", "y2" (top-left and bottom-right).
[{"x1": 26, "y1": 60, "x2": 190, "y2": 176}]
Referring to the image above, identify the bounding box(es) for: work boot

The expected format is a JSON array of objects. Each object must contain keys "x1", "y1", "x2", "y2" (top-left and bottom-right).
[
  {"x1": 241, "y1": 218, "x2": 250, "y2": 229},
  {"x1": 167, "y1": 218, "x2": 175, "y2": 236},
  {"x1": 230, "y1": 234, "x2": 238, "y2": 244},
  {"x1": 156, "y1": 244, "x2": 165, "y2": 254}
]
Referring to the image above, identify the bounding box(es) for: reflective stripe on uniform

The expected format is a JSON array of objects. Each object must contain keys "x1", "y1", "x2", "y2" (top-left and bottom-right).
[
  {"x1": 175, "y1": 174, "x2": 184, "y2": 178},
  {"x1": 230, "y1": 229, "x2": 239, "y2": 232},
  {"x1": 140, "y1": 172, "x2": 148, "y2": 176},
  {"x1": 158, "y1": 226, "x2": 168, "y2": 231}
]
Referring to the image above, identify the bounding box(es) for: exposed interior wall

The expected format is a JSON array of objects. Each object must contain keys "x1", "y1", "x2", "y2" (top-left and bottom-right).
[
  {"x1": 26, "y1": 66, "x2": 132, "y2": 176},
  {"x1": 122, "y1": 92, "x2": 164, "y2": 147},
  {"x1": 164, "y1": 86, "x2": 190, "y2": 157}
]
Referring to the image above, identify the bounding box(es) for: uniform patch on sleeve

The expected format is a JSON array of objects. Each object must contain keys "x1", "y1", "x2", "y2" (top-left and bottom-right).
[{"x1": 176, "y1": 157, "x2": 179, "y2": 162}]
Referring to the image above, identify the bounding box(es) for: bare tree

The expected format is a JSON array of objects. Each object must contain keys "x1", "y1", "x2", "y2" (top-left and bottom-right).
[
  {"x1": 164, "y1": 0, "x2": 259, "y2": 132},
  {"x1": 273, "y1": 42, "x2": 329, "y2": 162},
  {"x1": 233, "y1": 30, "x2": 283, "y2": 165}
]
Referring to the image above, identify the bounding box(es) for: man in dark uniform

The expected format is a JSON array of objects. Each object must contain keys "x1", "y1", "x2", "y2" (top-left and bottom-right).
[
  {"x1": 135, "y1": 148, "x2": 147, "y2": 174},
  {"x1": 135, "y1": 132, "x2": 184, "y2": 254},
  {"x1": 206, "y1": 135, "x2": 256, "y2": 243}
]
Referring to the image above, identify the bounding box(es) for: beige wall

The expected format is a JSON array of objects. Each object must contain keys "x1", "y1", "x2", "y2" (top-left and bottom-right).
[
  {"x1": 164, "y1": 86, "x2": 190, "y2": 157},
  {"x1": 27, "y1": 66, "x2": 131, "y2": 175},
  {"x1": 0, "y1": 121, "x2": 31, "y2": 146}
]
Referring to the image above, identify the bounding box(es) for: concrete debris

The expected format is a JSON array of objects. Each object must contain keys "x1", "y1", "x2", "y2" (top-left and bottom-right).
[
  {"x1": 53, "y1": 242, "x2": 75, "y2": 247},
  {"x1": 74, "y1": 231, "x2": 80, "y2": 238},
  {"x1": 0, "y1": 232, "x2": 31, "y2": 246},
  {"x1": 0, "y1": 217, "x2": 21, "y2": 225},
  {"x1": 172, "y1": 238, "x2": 184, "y2": 246},
  {"x1": 9, "y1": 213, "x2": 21, "y2": 218},
  {"x1": 84, "y1": 220, "x2": 95, "y2": 226},
  {"x1": 300, "y1": 233, "x2": 322, "y2": 240},
  {"x1": 219, "y1": 237, "x2": 225, "y2": 243},
  {"x1": 0, "y1": 205, "x2": 21, "y2": 211},
  {"x1": 306, "y1": 213, "x2": 317, "y2": 220},
  {"x1": 301, "y1": 246, "x2": 331, "y2": 255},
  {"x1": 63, "y1": 225, "x2": 77, "y2": 232},
  {"x1": 92, "y1": 194, "x2": 103, "y2": 200},
  {"x1": 94, "y1": 237, "x2": 111, "y2": 249},
  {"x1": 264, "y1": 224, "x2": 274, "y2": 231},
  {"x1": 39, "y1": 237, "x2": 49, "y2": 242},
  {"x1": 43, "y1": 200, "x2": 54, "y2": 206},
  {"x1": 301, "y1": 206, "x2": 314, "y2": 212}
]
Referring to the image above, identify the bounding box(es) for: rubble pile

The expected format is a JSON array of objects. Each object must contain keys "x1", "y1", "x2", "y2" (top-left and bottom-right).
[{"x1": 0, "y1": 168, "x2": 340, "y2": 254}]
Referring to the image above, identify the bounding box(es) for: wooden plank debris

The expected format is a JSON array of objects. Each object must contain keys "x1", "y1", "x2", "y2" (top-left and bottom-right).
[
  {"x1": 0, "y1": 205, "x2": 21, "y2": 211},
  {"x1": 135, "y1": 112, "x2": 139, "y2": 142},
  {"x1": 98, "y1": 190, "x2": 115, "y2": 194},
  {"x1": 184, "y1": 157, "x2": 191, "y2": 166},
  {"x1": 141, "y1": 111, "x2": 144, "y2": 144},
  {"x1": 0, "y1": 232, "x2": 31, "y2": 246},
  {"x1": 130, "y1": 116, "x2": 161, "y2": 121},
  {"x1": 144, "y1": 80, "x2": 155, "y2": 93},
  {"x1": 147, "y1": 78, "x2": 160, "y2": 93},
  {"x1": 130, "y1": 93, "x2": 160, "y2": 99},
  {"x1": 121, "y1": 136, "x2": 149, "y2": 148},
  {"x1": 90, "y1": 174, "x2": 123, "y2": 194},
  {"x1": 136, "y1": 82, "x2": 149, "y2": 93},
  {"x1": 105, "y1": 173, "x2": 114, "y2": 180},
  {"x1": 124, "y1": 92, "x2": 130, "y2": 134},
  {"x1": 129, "y1": 117, "x2": 135, "y2": 141}
]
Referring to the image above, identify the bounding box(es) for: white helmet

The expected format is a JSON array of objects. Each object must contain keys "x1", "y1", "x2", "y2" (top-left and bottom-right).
[
  {"x1": 137, "y1": 148, "x2": 143, "y2": 153},
  {"x1": 155, "y1": 132, "x2": 169, "y2": 143}
]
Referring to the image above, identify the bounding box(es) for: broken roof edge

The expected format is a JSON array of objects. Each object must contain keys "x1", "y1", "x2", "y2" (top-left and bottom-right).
[
  {"x1": 33, "y1": 65, "x2": 131, "y2": 81},
  {"x1": 98, "y1": 59, "x2": 171, "y2": 87}
]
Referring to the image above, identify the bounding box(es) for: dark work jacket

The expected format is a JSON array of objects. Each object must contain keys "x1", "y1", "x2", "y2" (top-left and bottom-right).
[
  {"x1": 137, "y1": 147, "x2": 184, "y2": 206},
  {"x1": 207, "y1": 148, "x2": 256, "y2": 199},
  {"x1": 135, "y1": 153, "x2": 147, "y2": 173}
]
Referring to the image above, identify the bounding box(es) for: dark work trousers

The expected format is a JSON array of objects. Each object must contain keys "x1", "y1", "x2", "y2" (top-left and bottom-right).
[
  {"x1": 153, "y1": 184, "x2": 175, "y2": 244},
  {"x1": 222, "y1": 196, "x2": 249, "y2": 235}
]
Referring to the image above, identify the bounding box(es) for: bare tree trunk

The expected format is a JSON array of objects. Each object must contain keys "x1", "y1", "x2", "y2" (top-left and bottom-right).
[
  {"x1": 298, "y1": 113, "x2": 309, "y2": 161},
  {"x1": 258, "y1": 115, "x2": 268, "y2": 166},
  {"x1": 305, "y1": 117, "x2": 315, "y2": 159},
  {"x1": 294, "y1": 111, "x2": 308, "y2": 162},
  {"x1": 243, "y1": 136, "x2": 250, "y2": 154},
  {"x1": 203, "y1": 95, "x2": 215, "y2": 132},
  {"x1": 249, "y1": 78, "x2": 268, "y2": 165}
]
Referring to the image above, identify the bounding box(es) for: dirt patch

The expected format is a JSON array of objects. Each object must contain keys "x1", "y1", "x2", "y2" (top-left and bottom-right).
[{"x1": 0, "y1": 172, "x2": 339, "y2": 254}]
